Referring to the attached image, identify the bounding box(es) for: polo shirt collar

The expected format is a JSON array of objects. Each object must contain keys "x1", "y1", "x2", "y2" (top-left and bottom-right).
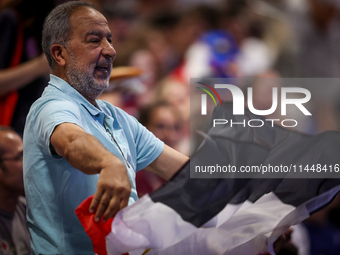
[{"x1": 49, "y1": 74, "x2": 102, "y2": 117}]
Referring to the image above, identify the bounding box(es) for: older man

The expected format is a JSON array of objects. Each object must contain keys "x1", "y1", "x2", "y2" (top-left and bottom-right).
[
  {"x1": 23, "y1": 1, "x2": 188, "y2": 254},
  {"x1": 0, "y1": 126, "x2": 30, "y2": 254}
]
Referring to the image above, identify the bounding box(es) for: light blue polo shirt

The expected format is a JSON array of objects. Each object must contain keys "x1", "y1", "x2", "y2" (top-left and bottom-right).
[{"x1": 23, "y1": 74, "x2": 164, "y2": 254}]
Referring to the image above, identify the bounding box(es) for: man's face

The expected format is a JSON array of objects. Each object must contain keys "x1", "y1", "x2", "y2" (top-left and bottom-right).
[
  {"x1": 0, "y1": 131, "x2": 24, "y2": 195},
  {"x1": 65, "y1": 7, "x2": 116, "y2": 100},
  {"x1": 147, "y1": 106, "x2": 180, "y2": 148}
]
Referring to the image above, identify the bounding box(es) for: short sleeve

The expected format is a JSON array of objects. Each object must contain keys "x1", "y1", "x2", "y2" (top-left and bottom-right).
[
  {"x1": 34, "y1": 100, "x2": 84, "y2": 158},
  {"x1": 129, "y1": 116, "x2": 164, "y2": 171}
]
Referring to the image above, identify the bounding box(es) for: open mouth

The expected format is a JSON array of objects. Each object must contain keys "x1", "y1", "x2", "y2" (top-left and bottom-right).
[
  {"x1": 94, "y1": 63, "x2": 111, "y2": 77},
  {"x1": 95, "y1": 65, "x2": 110, "y2": 72}
]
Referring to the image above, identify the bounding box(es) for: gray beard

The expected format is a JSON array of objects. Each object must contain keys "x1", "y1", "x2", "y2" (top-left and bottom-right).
[{"x1": 66, "y1": 54, "x2": 110, "y2": 101}]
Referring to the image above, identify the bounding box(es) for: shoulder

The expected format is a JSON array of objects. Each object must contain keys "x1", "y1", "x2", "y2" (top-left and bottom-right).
[
  {"x1": 25, "y1": 91, "x2": 82, "y2": 136},
  {"x1": 33, "y1": 82, "x2": 81, "y2": 113},
  {"x1": 30, "y1": 93, "x2": 80, "y2": 118}
]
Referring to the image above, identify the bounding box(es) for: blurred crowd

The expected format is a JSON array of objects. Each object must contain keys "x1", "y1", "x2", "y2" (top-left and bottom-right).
[{"x1": 2, "y1": 0, "x2": 340, "y2": 254}]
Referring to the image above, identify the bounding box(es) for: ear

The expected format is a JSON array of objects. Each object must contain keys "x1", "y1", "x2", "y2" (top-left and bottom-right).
[{"x1": 50, "y1": 44, "x2": 67, "y2": 67}]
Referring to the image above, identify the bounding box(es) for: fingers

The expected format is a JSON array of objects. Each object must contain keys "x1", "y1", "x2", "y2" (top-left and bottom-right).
[
  {"x1": 273, "y1": 233, "x2": 287, "y2": 254},
  {"x1": 89, "y1": 180, "x2": 131, "y2": 222},
  {"x1": 283, "y1": 228, "x2": 293, "y2": 241},
  {"x1": 102, "y1": 196, "x2": 121, "y2": 222},
  {"x1": 119, "y1": 191, "x2": 129, "y2": 209},
  {"x1": 95, "y1": 192, "x2": 118, "y2": 222},
  {"x1": 89, "y1": 164, "x2": 131, "y2": 222},
  {"x1": 258, "y1": 228, "x2": 294, "y2": 255},
  {"x1": 101, "y1": 186, "x2": 130, "y2": 222},
  {"x1": 89, "y1": 188, "x2": 104, "y2": 215}
]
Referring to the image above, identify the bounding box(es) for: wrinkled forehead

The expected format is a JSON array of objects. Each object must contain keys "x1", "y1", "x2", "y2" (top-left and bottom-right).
[{"x1": 69, "y1": 6, "x2": 109, "y2": 37}]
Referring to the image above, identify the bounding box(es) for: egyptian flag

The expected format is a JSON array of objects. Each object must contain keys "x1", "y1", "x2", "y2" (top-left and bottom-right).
[{"x1": 76, "y1": 102, "x2": 340, "y2": 255}]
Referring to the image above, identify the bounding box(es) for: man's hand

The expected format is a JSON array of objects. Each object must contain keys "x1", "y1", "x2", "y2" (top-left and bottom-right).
[
  {"x1": 257, "y1": 228, "x2": 294, "y2": 255},
  {"x1": 90, "y1": 164, "x2": 131, "y2": 222}
]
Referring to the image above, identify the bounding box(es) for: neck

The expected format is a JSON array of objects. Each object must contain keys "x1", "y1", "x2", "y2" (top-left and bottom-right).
[
  {"x1": 72, "y1": 85, "x2": 103, "y2": 106},
  {"x1": 0, "y1": 187, "x2": 19, "y2": 213}
]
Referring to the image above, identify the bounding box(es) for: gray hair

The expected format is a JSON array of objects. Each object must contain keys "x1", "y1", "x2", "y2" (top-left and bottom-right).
[{"x1": 42, "y1": 1, "x2": 95, "y2": 69}]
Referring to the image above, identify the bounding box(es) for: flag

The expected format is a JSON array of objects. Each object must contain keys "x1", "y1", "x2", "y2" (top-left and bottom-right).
[{"x1": 76, "y1": 102, "x2": 340, "y2": 255}]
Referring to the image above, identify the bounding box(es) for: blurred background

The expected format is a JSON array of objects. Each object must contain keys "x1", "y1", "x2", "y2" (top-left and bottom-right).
[{"x1": 1, "y1": 0, "x2": 340, "y2": 254}]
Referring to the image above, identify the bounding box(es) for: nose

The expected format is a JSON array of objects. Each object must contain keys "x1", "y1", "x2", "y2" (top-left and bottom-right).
[{"x1": 102, "y1": 40, "x2": 116, "y2": 61}]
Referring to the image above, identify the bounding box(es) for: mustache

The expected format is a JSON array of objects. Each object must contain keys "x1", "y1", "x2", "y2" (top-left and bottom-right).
[{"x1": 96, "y1": 57, "x2": 113, "y2": 67}]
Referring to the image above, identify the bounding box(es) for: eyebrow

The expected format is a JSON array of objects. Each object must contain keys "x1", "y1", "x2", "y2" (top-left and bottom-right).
[{"x1": 86, "y1": 30, "x2": 112, "y2": 38}]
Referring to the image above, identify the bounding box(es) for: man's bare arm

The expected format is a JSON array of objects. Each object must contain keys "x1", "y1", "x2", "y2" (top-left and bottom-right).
[
  {"x1": 144, "y1": 145, "x2": 189, "y2": 180},
  {"x1": 50, "y1": 122, "x2": 131, "y2": 222}
]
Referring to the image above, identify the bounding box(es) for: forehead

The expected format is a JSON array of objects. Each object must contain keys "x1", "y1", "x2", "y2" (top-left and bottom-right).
[
  {"x1": 152, "y1": 107, "x2": 176, "y2": 121},
  {"x1": 70, "y1": 7, "x2": 110, "y2": 36},
  {"x1": 0, "y1": 131, "x2": 22, "y2": 156}
]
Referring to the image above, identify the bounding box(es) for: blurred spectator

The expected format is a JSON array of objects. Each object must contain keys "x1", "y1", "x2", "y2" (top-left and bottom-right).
[
  {"x1": 129, "y1": 49, "x2": 159, "y2": 107},
  {"x1": 136, "y1": 0, "x2": 174, "y2": 20},
  {"x1": 149, "y1": 6, "x2": 221, "y2": 75},
  {"x1": 299, "y1": 0, "x2": 340, "y2": 77},
  {"x1": 146, "y1": 10, "x2": 189, "y2": 76},
  {"x1": 183, "y1": 30, "x2": 239, "y2": 80},
  {"x1": 0, "y1": 0, "x2": 53, "y2": 136},
  {"x1": 263, "y1": 0, "x2": 340, "y2": 78},
  {"x1": 136, "y1": 101, "x2": 185, "y2": 197},
  {"x1": 139, "y1": 101, "x2": 182, "y2": 150},
  {"x1": 103, "y1": 0, "x2": 140, "y2": 68},
  {"x1": 0, "y1": 126, "x2": 29, "y2": 254},
  {"x1": 282, "y1": 0, "x2": 340, "y2": 132},
  {"x1": 220, "y1": 0, "x2": 295, "y2": 78},
  {"x1": 157, "y1": 79, "x2": 190, "y2": 135}
]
